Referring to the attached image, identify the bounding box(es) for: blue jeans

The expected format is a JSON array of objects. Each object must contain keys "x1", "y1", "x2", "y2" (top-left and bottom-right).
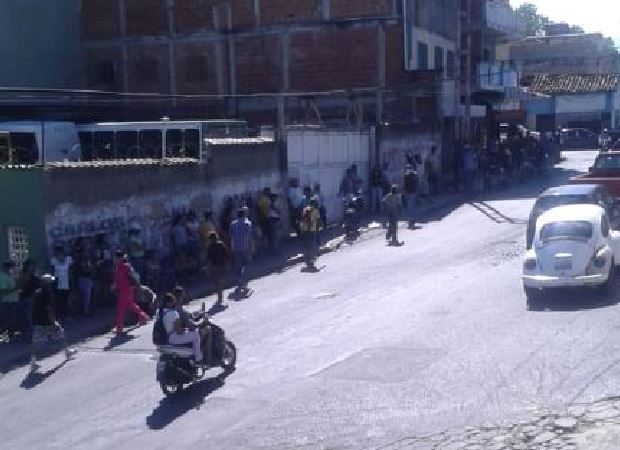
[
  {"x1": 232, "y1": 251, "x2": 250, "y2": 289},
  {"x1": 371, "y1": 187, "x2": 383, "y2": 213},
  {"x1": 78, "y1": 277, "x2": 94, "y2": 316},
  {"x1": 403, "y1": 193, "x2": 417, "y2": 223}
]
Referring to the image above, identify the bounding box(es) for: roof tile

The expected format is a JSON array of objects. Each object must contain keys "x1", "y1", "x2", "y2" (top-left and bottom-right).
[{"x1": 529, "y1": 73, "x2": 618, "y2": 95}]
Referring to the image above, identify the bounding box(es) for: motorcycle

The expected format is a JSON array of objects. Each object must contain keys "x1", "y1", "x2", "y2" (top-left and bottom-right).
[
  {"x1": 342, "y1": 190, "x2": 364, "y2": 240},
  {"x1": 156, "y1": 303, "x2": 237, "y2": 396}
]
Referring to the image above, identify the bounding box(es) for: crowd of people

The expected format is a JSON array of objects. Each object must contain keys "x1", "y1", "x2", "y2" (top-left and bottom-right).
[
  {"x1": 1, "y1": 129, "x2": 557, "y2": 347},
  {"x1": 0, "y1": 188, "x2": 289, "y2": 345}
]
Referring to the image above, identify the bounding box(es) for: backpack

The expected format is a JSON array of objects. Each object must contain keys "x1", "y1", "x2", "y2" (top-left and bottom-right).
[{"x1": 152, "y1": 309, "x2": 168, "y2": 346}]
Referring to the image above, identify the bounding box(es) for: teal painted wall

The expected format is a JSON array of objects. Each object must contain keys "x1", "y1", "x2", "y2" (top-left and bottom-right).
[{"x1": 0, "y1": 168, "x2": 46, "y2": 267}]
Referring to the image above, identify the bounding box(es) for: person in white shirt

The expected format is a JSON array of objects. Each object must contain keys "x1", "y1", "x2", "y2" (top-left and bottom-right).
[
  {"x1": 161, "y1": 293, "x2": 203, "y2": 365},
  {"x1": 50, "y1": 246, "x2": 73, "y2": 322}
]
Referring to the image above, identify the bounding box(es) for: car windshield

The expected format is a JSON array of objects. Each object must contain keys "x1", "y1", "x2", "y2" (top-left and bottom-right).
[
  {"x1": 594, "y1": 154, "x2": 620, "y2": 169},
  {"x1": 540, "y1": 221, "x2": 593, "y2": 241},
  {"x1": 535, "y1": 195, "x2": 591, "y2": 211}
]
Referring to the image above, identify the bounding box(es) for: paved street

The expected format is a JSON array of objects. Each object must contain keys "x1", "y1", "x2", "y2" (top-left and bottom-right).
[{"x1": 4, "y1": 150, "x2": 620, "y2": 450}]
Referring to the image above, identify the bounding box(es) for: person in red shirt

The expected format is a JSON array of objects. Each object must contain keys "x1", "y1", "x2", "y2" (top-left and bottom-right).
[{"x1": 113, "y1": 249, "x2": 149, "y2": 336}]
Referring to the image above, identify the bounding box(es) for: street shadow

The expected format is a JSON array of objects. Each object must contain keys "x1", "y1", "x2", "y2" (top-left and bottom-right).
[
  {"x1": 469, "y1": 201, "x2": 528, "y2": 225},
  {"x1": 103, "y1": 333, "x2": 136, "y2": 351},
  {"x1": 207, "y1": 303, "x2": 229, "y2": 316},
  {"x1": 146, "y1": 369, "x2": 233, "y2": 430},
  {"x1": 20, "y1": 359, "x2": 69, "y2": 390},
  {"x1": 227, "y1": 288, "x2": 253, "y2": 302},
  {"x1": 528, "y1": 284, "x2": 620, "y2": 312}
]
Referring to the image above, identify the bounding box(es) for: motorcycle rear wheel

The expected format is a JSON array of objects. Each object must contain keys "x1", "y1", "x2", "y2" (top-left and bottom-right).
[{"x1": 221, "y1": 341, "x2": 237, "y2": 371}]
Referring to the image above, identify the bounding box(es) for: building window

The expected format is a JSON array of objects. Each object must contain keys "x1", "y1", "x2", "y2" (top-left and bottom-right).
[
  {"x1": 418, "y1": 42, "x2": 429, "y2": 70},
  {"x1": 7, "y1": 226, "x2": 29, "y2": 269},
  {"x1": 434, "y1": 46, "x2": 444, "y2": 73},
  {"x1": 447, "y1": 50, "x2": 455, "y2": 78},
  {"x1": 135, "y1": 58, "x2": 159, "y2": 84},
  {"x1": 96, "y1": 61, "x2": 115, "y2": 85},
  {"x1": 185, "y1": 54, "x2": 208, "y2": 83}
]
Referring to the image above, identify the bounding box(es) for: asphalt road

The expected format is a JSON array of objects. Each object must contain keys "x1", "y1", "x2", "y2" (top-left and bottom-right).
[{"x1": 3, "y1": 150, "x2": 620, "y2": 450}]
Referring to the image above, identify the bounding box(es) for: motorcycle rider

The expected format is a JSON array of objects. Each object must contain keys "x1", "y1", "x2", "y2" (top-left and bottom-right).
[
  {"x1": 172, "y1": 286, "x2": 214, "y2": 363},
  {"x1": 161, "y1": 293, "x2": 205, "y2": 366}
]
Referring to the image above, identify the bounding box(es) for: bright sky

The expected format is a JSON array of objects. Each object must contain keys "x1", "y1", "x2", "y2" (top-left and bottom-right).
[{"x1": 510, "y1": 0, "x2": 620, "y2": 46}]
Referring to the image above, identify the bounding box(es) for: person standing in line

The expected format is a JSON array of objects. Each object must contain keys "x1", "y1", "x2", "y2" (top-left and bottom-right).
[
  {"x1": 257, "y1": 188, "x2": 272, "y2": 249},
  {"x1": 199, "y1": 210, "x2": 217, "y2": 266},
  {"x1": 185, "y1": 211, "x2": 201, "y2": 268},
  {"x1": 426, "y1": 146, "x2": 439, "y2": 198},
  {"x1": 370, "y1": 164, "x2": 386, "y2": 214},
  {"x1": 30, "y1": 274, "x2": 77, "y2": 372},
  {"x1": 267, "y1": 194, "x2": 282, "y2": 254},
  {"x1": 382, "y1": 185, "x2": 402, "y2": 246},
  {"x1": 206, "y1": 232, "x2": 230, "y2": 306},
  {"x1": 50, "y1": 246, "x2": 73, "y2": 323},
  {"x1": 18, "y1": 259, "x2": 39, "y2": 339},
  {"x1": 300, "y1": 198, "x2": 322, "y2": 271},
  {"x1": 112, "y1": 249, "x2": 149, "y2": 336},
  {"x1": 75, "y1": 247, "x2": 95, "y2": 317},
  {"x1": 403, "y1": 164, "x2": 419, "y2": 229},
  {"x1": 230, "y1": 208, "x2": 254, "y2": 295},
  {"x1": 93, "y1": 234, "x2": 113, "y2": 308},
  {"x1": 313, "y1": 184, "x2": 327, "y2": 232},
  {"x1": 0, "y1": 261, "x2": 22, "y2": 341}
]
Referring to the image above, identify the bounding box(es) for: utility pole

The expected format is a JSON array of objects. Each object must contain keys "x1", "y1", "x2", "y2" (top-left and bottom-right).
[{"x1": 464, "y1": 0, "x2": 472, "y2": 143}]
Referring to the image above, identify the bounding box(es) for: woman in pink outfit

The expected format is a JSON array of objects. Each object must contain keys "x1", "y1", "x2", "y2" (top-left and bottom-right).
[{"x1": 113, "y1": 249, "x2": 148, "y2": 335}]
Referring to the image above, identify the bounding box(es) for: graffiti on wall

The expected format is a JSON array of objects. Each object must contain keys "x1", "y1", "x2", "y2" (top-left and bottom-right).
[{"x1": 380, "y1": 137, "x2": 441, "y2": 186}]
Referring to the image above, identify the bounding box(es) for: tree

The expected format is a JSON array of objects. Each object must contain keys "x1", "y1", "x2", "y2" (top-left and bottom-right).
[{"x1": 516, "y1": 3, "x2": 550, "y2": 36}]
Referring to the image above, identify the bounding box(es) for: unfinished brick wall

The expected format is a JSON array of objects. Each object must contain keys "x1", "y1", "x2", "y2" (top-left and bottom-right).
[
  {"x1": 235, "y1": 35, "x2": 281, "y2": 93},
  {"x1": 173, "y1": 0, "x2": 214, "y2": 34},
  {"x1": 85, "y1": 47, "x2": 124, "y2": 91},
  {"x1": 230, "y1": 0, "x2": 256, "y2": 29},
  {"x1": 329, "y1": 0, "x2": 394, "y2": 20},
  {"x1": 385, "y1": 25, "x2": 410, "y2": 87},
  {"x1": 259, "y1": 0, "x2": 320, "y2": 25},
  {"x1": 289, "y1": 27, "x2": 378, "y2": 91},
  {"x1": 127, "y1": 44, "x2": 170, "y2": 92},
  {"x1": 125, "y1": 0, "x2": 168, "y2": 37},
  {"x1": 174, "y1": 42, "x2": 220, "y2": 94},
  {"x1": 82, "y1": 0, "x2": 120, "y2": 41}
]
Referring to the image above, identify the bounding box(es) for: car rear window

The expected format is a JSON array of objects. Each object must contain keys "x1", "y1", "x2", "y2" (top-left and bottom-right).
[
  {"x1": 540, "y1": 221, "x2": 593, "y2": 241},
  {"x1": 535, "y1": 195, "x2": 591, "y2": 211},
  {"x1": 594, "y1": 154, "x2": 620, "y2": 169}
]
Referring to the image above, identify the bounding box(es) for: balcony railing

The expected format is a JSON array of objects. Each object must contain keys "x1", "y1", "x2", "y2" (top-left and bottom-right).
[
  {"x1": 484, "y1": 1, "x2": 525, "y2": 39},
  {"x1": 478, "y1": 62, "x2": 518, "y2": 92}
]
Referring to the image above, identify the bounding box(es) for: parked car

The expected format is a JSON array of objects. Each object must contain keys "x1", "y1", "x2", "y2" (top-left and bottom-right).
[
  {"x1": 570, "y1": 151, "x2": 620, "y2": 199},
  {"x1": 526, "y1": 184, "x2": 616, "y2": 249},
  {"x1": 561, "y1": 128, "x2": 599, "y2": 150},
  {"x1": 523, "y1": 204, "x2": 620, "y2": 307}
]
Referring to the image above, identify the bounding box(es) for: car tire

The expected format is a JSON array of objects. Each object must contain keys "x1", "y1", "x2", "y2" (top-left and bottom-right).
[
  {"x1": 599, "y1": 261, "x2": 615, "y2": 294},
  {"x1": 525, "y1": 287, "x2": 543, "y2": 311}
]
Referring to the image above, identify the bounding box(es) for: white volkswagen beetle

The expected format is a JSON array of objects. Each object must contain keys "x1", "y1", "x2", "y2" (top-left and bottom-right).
[{"x1": 523, "y1": 204, "x2": 620, "y2": 302}]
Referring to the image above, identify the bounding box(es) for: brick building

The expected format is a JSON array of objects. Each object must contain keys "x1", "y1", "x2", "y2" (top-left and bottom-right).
[{"x1": 80, "y1": 0, "x2": 460, "y2": 128}]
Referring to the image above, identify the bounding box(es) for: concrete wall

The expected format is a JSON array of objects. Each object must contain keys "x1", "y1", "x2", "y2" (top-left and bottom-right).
[
  {"x1": 287, "y1": 128, "x2": 373, "y2": 222},
  {"x1": 0, "y1": 168, "x2": 46, "y2": 266},
  {"x1": 1, "y1": 141, "x2": 283, "y2": 261},
  {"x1": 0, "y1": 0, "x2": 83, "y2": 88},
  {"x1": 378, "y1": 127, "x2": 442, "y2": 188}
]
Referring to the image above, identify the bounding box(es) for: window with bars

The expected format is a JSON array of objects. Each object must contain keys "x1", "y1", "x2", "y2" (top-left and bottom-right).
[{"x1": 7, "y1": 226, "x2": 29, "y2": 268}]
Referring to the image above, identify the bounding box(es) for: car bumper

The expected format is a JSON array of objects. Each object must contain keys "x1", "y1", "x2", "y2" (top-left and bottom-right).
[{"x1": 523, "y1": 273, "x2": 608, "y2": 289}]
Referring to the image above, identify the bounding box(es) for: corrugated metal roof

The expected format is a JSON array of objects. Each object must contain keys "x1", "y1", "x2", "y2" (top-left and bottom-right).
[
  {"x1": 0, "y1": 158, "x2": 201, "y2": 170},
  {"x1": 204, "y1": 137, "x2": 274, "y2": 145},
  {"x1": 529, "y1": 73, "x2": 618, "y2": 95}
]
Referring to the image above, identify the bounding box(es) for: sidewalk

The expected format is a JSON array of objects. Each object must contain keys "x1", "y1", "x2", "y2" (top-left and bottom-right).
[{"x1": 0, "y1": 192, "x2": 464, "y2": 373}]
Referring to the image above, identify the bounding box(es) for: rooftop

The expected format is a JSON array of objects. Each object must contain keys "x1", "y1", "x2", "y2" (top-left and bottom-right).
[
  {"x1": 0, "y1": 158, "x2": 201, "y2": 170},
  {"x1": 529, "y1": 73, "x2": 618, "y2": 95}
]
